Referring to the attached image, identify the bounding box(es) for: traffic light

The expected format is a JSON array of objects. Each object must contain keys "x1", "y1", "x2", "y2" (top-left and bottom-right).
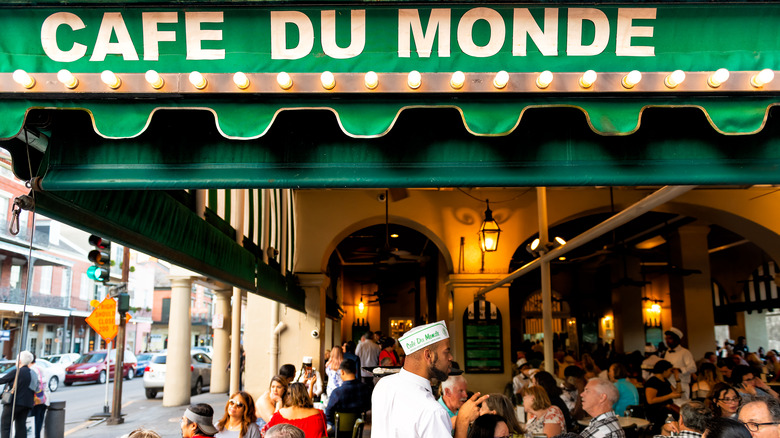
[{"x1": 87, "y1": 234, "x2": 111, "y2": 282}]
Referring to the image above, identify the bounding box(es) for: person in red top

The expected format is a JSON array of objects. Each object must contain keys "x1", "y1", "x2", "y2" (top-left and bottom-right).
[
  {"x1": 262, "y1": 383, "x2": 327, "y2": 438},
  {"x1": 181, "y1": 403, "x2": 219, "y2": 438},
  {"x1": 378, "y1": 337, "x2": 399, "y2": 366}
]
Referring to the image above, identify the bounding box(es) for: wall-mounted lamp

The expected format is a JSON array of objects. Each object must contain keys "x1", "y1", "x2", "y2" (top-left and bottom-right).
[{"x1": 479, "y1": 200, "x2": 501, "y2": 252}]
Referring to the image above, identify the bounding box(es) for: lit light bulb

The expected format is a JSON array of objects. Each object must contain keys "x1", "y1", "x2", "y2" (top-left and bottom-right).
[
  {"x1": 358, "y1": 299, "x2": 365, "y2": 313},
  {"x1": 277, "y1": 72, "x2": 292, "y2": 90},
  {"x1": 57, "y1": 69, "x2": 78, "y2": 89},
  {"x1": 321, "y1": 71, "x2": 336, "y2": 90},
  {"x1": 530, "y1": 238, "x2": 540, "y2": 251},
  {"x1": 364, "y1": 71, "x2": 378, "y2": 89},
  {"x1": 751, "y1": 69, "x2": 774, "y2": 88},
  {"x1": 407, "y1": 70, "x2": 421, "y2": 89},
  {"x1": 450, "y1": 71, "x2": 465, "y2": 89},
  {"x1": 651, "y1": 303, "x2": 661, "y2": 313},
  {"x1": 233, "y1": 72, "x2": 250, "y2": 89},
  {"x1": 555, "y1": 236, "x2": 566, "y2": 246},
  {"x1": 536, "y1": 70, "x2": 553, "y2": 89},
  {"x1": 12, "y1": 70, "x2": 35, "y2": 89},
  {"x1": 579, "y1": 70, "x2": 597, "y2": 88},
  {"x1": 707, "y1": 68, "x2": 729, "y2": 88},
  {"x1": 145, "y1": 70, "x2": 164, "y2": 89},
  {"x1": 100, "y1": 70, "x2": 121, "y2": 89},
  {"x1": 493, "y1": 71, "x2": 509, "y2": 89},
  {"x1": 189, "y1": 71, "x2": 207, "y2": 89},
  {"x1": 664, "y1": 70, "x2": 686, "y2": 89},
  {"x1": 621, "y1": 70, "x2": 642, "y2": 89}
]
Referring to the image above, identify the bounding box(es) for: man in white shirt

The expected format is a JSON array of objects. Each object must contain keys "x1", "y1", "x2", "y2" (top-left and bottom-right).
[
  {"x1": 371, "y1": 321, "x2": 485, "y2": 438},
  {"x1": 662, "y1": 327, "x2": 696, "y2": 401},
  {"x1": 356, "y1": 331, "x2": 381, "y2": 386}
]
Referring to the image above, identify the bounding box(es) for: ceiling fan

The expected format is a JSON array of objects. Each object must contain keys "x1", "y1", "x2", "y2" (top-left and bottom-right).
[{"x1": 342, "y1": 190, "x2": 429, "y2": 266}]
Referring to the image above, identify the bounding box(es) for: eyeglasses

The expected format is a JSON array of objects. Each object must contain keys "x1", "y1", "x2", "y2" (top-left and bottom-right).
[
  {"x1": 719, "y1": 397, "x2": 741, "y2": 403},
  {"x1": 228, "y1": 400, "x2": 245, "y2": 408},
  {"x1": 743, "y1": 422, "x2": 780, "y2": 432}
]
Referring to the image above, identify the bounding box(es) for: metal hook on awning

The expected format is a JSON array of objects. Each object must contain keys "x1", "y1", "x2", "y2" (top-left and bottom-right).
[{"x1": 9, "y1": 195, "x2": 34, "y2": 236}]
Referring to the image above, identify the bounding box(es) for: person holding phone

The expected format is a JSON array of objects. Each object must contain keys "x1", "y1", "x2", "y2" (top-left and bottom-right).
[{"x1": 294, "y1": 357, "x2": 322, "y2": 401}]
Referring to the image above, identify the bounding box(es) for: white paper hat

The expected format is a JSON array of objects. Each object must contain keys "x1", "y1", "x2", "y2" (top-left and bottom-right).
[{"x1": 398, "y1": 320, "x2": 449, "y2": 355}]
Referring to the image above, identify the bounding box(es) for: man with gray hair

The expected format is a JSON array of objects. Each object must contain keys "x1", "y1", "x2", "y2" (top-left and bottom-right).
[
  {"x1": 579, "y1": 378, "x2": 625, "y2": 438},
  {"x1": 655, "y1": 401, "x2": 711, "y2": 438},
  {"x1": 738, "y1": 396, "x2": 780, "y2": 438},
  {"x1": 265, "y1": 423, "x2": 305, "y2": 438},
  {"x1": 438, "y1": 375, "x2": 468, "y2": 428}
]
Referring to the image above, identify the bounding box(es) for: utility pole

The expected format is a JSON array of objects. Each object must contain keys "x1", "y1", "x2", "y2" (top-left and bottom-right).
[{"x1": 107, "y1": 246, "x2": 130, "y2": 425}]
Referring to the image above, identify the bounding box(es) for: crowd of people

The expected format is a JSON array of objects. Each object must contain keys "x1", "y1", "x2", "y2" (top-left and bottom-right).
[
  {"x1": 3, "y1": 323, "x2": 776, "y2": 438},
  {"x1": 197, "y1": 325, "x2": 780, "y2": 438}
]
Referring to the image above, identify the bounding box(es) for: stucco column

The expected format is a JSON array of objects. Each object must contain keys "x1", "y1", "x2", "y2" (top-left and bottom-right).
[
  {"x1": 669, "y1": 224, "x2": 716, "y2": 360},
  {"x1": 611, "y1": 255, "x2": 646, "y2": 354},
  {"x1": 211, "y1": 290, "x2": 232, "y2": 394},
  {"x1": 163, "y1": 277, "x2": 193, "y2": 406},
  {"x1": 230, "y1": 287, "x2": 242, "y2": 395},
  {"x1": 298, "y1": 274, "x2": 328, "y2": 372}
]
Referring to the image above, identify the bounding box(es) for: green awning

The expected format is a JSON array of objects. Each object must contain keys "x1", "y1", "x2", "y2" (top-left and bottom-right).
[
  {"x1": 16, "y1": 105, "x2": 780, "y2": 190},
  {"x1": 29, "y1": 187, "x2": 306, "y2": 311}
]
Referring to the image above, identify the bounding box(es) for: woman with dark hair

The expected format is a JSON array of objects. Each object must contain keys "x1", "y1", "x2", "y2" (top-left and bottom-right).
[
  {"x1": 216, "y1": 391, "x2": 260, "y2": 438},
  {"x1": 704, "y1": 417, "x2": 751, "y2": 438},
  {"x1": 261, "y1": 383, "x2": 327, "y2": 438},
  {"x1": 378, "y1": 337, "x2": 399, "y2": 366},
  {"x1": 645, "y1": 359, "x2": 682, "y2": 432},
  {"x1": 478, "y1": 393, "x2": 523, "y2": 436},
  {"x1": 532, "y1": 371, "x2": 574, "y2": 431},
  {"x1": 467, "y1": 414, "x2": 510, "y2": 438},
  {"x1": 256, "y1": 375, "x2": 288, "y2": 427},
  {"x1": 608, "y1": 363, "x2": 639, "y2": 417},
  {"x1": 706, "y1": 382, "x2": 741, "y2": 419}
]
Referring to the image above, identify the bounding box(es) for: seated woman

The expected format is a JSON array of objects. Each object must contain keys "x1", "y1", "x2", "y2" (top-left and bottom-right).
[
  {"x1": 706, "y1": 382, "x2": 741, "y2": 419},
  {"x1": 468, "y1": 414, "x2": 510, "y2": 438},
  {"x1": 522, "y1": 385, "x2": 567, "y2": 437},
  {"x1": 478, "y1": 393, "x2": 524, "y2": 437},
  {"x1": 532, "y1": 371, "x2": 575, "y2": 432},
  {"x1": 215, "y1": 391, "x2": 260, "y2": 438},
  {"x1": 261, "y1": 383, "x2": 327, "y2": 438},
  {"x1": 692, "y1": 362, "x2": 720, "y2": 401},
  {"x1": 256, "y1": 375, "x2": 288, "y2": 428},
  {"x1": 378, "y1": 337, "x2": 399, "y2": 367},
  {"x1": 645, "y1": 360, "x2": 681, "y2": 432},
  {"x1": 608, "y1": 363, "x2": 639, "y2": 417}
]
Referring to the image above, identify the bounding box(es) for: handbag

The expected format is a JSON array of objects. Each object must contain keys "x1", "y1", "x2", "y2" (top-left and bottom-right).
[{"x1": 1, "y1": 385, "x2": 13, "y2": 405}]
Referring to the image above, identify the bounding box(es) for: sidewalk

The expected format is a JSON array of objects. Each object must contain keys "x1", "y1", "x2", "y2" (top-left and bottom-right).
[{"x1": 65, "y1": 391, "x2": 229, "y2": 438}]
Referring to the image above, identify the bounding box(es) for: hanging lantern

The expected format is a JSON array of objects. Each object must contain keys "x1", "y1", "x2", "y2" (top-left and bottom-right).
[{"x1": 479, "y1": 200, "x2": 501, "y2": 252}]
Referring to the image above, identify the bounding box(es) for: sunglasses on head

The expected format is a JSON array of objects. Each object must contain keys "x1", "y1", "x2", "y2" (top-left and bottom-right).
[{"x1": 228, "y1": 399, "x2": 245, "y2": 408}]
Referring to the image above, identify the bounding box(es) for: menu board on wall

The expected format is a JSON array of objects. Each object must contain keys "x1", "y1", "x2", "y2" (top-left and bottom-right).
[{"x1": 463, "y1": 299, "x2": 503, "y2": 374}]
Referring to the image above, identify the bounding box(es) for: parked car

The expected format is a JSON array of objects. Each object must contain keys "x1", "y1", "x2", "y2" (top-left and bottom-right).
[
  {"x1": 191, "y1": 346, "x2": 213, "y2": 355},
  {"x1": 43, "y1": 353, "x2": 80, "y2": 368},
  {"x1": 135, "y1": 353, "x2": 154, "y2": 377},
  {"x1": 65, "y1": 349, "x2": 137, "y2": 386},
  {"x1": 143, "y1": 350, "x2": 211, "y2": 399},
  {"x1": 0, "y1": 358, "x2": 66, "y2": 392}
]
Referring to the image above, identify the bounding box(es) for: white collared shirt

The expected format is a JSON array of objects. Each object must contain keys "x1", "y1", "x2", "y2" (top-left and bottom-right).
[{"x1": 371, "y1": 368, "x2": 452, "y2": 438}]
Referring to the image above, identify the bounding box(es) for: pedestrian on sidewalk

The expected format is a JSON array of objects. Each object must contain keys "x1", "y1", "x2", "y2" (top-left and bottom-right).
[
  {"x1": 29, "y1": 354, "x2": 49, "y2": 438},
  {"x1": 0, "y1": 351, "x2": 34, "y2": 438}
]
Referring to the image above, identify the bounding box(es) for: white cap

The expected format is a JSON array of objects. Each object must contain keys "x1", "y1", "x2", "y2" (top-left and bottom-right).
[
  {"x1": 399, "y1": 321, "x2": 449, "y2": 355},
  {"x1": 666, "y1": 327, "x2": 684, "y2": 340},
  {"x1": 302, "y1": 356, "x2": 313, "y2": 365}
]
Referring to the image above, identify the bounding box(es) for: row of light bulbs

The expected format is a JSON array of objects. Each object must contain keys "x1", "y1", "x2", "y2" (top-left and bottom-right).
[{"x1": 10, "y1": 68, "x2": 776, "y2": 91}]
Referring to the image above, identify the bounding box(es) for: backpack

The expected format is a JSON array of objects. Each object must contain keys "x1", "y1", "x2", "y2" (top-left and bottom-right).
[{"x1": 28, "y1": 368, "x2": 40, "y2": 393}]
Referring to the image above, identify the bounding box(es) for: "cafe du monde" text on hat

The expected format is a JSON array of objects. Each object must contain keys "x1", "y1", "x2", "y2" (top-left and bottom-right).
[{"x1": 398, "y1": 320, "x2": 450, "y2": 355}]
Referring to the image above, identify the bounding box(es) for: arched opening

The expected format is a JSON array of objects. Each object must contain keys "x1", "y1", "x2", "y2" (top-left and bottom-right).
[{"x1": 327, "y1": 222, "x2": 443, "y2": 343}]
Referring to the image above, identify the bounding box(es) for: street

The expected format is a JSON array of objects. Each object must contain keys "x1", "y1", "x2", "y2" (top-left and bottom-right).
[{"x1": 46, "y1": 377, "x2": 223, "y2": 437}]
